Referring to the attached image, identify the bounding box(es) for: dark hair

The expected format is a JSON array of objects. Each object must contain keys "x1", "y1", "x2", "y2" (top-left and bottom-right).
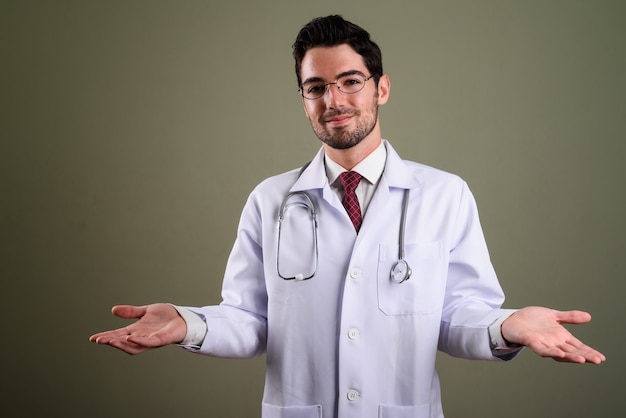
[{"x1": 292, "y1": 15, "x2": 383, "y2": 87}]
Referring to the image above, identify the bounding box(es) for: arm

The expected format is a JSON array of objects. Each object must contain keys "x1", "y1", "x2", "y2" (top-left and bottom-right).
[
  {"x1": 437, "y1": 181, "x2": 605, "y2": 364},
  {"x1": 90, "y1": 191, "x2": 269, "y2": 358},
  {"x1": 438, "y1": 181, "x2": 515, "y2": 359},
  {"x1": 89, "y1": 303, "x2": 186, "y2": 355},
  {"x1": 500, "y1": 306, "x2": 606, "y2": 364}
]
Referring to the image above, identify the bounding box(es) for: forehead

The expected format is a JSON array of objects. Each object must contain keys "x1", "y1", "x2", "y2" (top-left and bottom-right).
[{"x1": 300, "y1": 44, "x2": 367, "y2": 81}]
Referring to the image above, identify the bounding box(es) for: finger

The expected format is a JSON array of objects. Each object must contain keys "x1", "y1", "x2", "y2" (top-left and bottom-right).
[
  {"x1": 108, "y1": 337, "x2": 152, "y2": 355},
  {"x1": 111, "y1": 305, "x2": 147, "y2": 320},
  {"x1": 527, "y1": 343, "x2": 567, "y2": 360},
  {"x1": 582, "y1": 353, "x2": 606, "y2": 365},
  {"x1": 527, "y1": 337, "x2": 585, "y2": 361},
  {"x1": 554, "y1": 310, "x2": 592, "y2": 325},
  {"x1": 542, "y1": 338, "x2": 606, "y2": 364},
  {"x1": 89, "y1": 327, "x2": 132, "y2": 343},
  {"x1": 562, "y1": 342, "x2": 606, "y2": 364},
  {"x1": 557, "y1": 346, "x2": 602, "y2": 364},
  {"x1": 90, "y1": 327, "x2": 154, "y2": 354},
  {"x1": 535, "y1": 346, "x2": 587, "y2": 364},
  {"x1": 126, "y1": 334, "x2": 169, "y2": 348},
  {"x1": 552, "y1": 354, "x2": 586, "y2": 364}
]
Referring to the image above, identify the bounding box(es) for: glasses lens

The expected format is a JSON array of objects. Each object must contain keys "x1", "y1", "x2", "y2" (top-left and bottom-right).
[
  {"x1": 300, "y1": 75, "x2": 371, "y2": 99},
  {"x1": 302, "y1": 82, "x2": 326, "y2": 99},
  {"x1": 338, "y1": 75, "x2": 367, "y2": 94}
]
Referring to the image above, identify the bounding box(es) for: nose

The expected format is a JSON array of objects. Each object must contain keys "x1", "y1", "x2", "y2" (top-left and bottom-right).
[{"x1": 323, "y1": 83, "x2": 345, "y2": 108}]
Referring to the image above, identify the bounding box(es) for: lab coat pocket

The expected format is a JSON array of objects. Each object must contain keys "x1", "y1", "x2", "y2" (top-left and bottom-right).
[
  {"x1": 378, "y1": 403, "x2": 431, "y2": 418},
  {"x1": 261, "y1": 403, "x2": 322, "y2": 418},
  {"x1": 377, "y1": 241, "x2": 444, "y2": 315}
]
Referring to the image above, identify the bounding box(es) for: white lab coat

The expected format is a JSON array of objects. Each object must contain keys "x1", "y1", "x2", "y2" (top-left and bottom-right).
[{"x1": 187, "y1": 141, "x2": 516, "y2": 418}]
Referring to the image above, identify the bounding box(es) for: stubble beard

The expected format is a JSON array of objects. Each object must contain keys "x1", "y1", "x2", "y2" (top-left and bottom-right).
[{"x1": 311, "y1": 103, "x2": 379, "y2": 150}]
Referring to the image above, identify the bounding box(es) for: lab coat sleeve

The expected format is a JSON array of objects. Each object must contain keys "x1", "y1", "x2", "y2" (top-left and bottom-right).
[
  {"x1": 181, "y1": 193, "x2": 269, "y2": 359},
  {"x1": 438, "y1": 181, "x2": 520, "y2": 361}
]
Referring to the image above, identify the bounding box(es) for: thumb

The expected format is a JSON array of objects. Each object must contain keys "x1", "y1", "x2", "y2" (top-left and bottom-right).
[
  {"x1": 111, "y1": 305, "x2": 147, "y2": 320},
  {"x1": 555, "y1": 310, "x2": 592, "y2": 325}
]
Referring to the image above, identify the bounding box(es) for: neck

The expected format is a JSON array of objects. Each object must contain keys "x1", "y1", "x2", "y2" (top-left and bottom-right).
[{"x1": 323, "y1": 124, "x2": 383, "y2": 170}]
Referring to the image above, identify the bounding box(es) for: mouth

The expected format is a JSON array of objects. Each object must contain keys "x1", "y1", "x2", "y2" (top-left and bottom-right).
[
  {"x1": 326, "y1": 115, "x2": 352, "y2": 126},
  {"x1": 323, "y1": 111, "x2": 356, "y2": 127}
]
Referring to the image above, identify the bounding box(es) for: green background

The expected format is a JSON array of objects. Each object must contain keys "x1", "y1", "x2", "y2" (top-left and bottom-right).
[{"x1": 2, "y1": 1, "x2": 624, "y2": 417}]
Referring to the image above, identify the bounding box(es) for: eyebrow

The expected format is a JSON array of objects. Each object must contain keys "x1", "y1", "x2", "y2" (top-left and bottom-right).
[{"x1": 301, "y1": 70, "x2": 367, "y2": 86}]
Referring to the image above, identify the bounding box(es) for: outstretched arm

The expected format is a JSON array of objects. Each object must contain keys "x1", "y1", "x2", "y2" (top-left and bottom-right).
[
  {"x1": 501, "y1": 306, "x2": 606, "y2": 364},
  {"x1": 89, "y1": 303, "x2": 187, "y2": 355}
]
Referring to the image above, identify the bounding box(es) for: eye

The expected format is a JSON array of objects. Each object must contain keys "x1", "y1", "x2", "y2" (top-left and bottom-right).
[
  {"x1": 342, "y1": 77, "x2": 362, "y2": 86},
  {"x1": 306, "y1": 84, "x2": 325, "y2": 94}
]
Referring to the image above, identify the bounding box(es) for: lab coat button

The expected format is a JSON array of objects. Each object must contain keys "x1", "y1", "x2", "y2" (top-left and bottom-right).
[
  {"x1": 348, "y1": 328, "x2": 360, "y2": 340},
  {"x1": 350, "y1": 268, "x2": 362, "y2": 279},
  {"x1": 347, "y1": 390, "x2": 360, "y2": 401}
]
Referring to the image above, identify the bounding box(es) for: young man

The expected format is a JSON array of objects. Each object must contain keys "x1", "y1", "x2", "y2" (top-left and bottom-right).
[{"x1": 91, "y1": 15, "x2": 605, "y2": 418}]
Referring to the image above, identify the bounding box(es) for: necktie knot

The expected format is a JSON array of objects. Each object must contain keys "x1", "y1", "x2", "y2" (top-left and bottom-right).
[
  {"x1": 339, "y1": 171, "x2": 362, "y2": 194},
  {"x1": 339, "y1": 171, "x2": 363, "y2": 232}
]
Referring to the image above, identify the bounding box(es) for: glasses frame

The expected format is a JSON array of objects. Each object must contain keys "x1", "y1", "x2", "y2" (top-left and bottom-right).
[{"x1": 299, "y1": 74, "x2": 376, "y2": 100}]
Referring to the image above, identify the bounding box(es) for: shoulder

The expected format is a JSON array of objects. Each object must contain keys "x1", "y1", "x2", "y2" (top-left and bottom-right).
[
  {"x1": 243, "y1": 167, "x2": 307, "y2": 212},
  {"x1": 383, "y1": 141, "x2": 467, "y2": 191},
  {"x1": 392, "y1": 157, "x2": 469, "y2": 197},
  {"x1": 253, "y1": 168, "x2": 301, "y2": 193},
  {"x1": 406, "y1": 160, "x2": 465, "y2": 185}
]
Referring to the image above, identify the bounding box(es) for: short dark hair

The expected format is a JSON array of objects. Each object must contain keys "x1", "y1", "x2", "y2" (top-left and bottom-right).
[{"x1": 292, "y1": 15, "x2": 383, "y2": 87}]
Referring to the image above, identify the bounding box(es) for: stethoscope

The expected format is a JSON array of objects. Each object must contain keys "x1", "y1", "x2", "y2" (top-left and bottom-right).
[{"x1": 277, "y1": 188, "x2": 412, "y2": 283}]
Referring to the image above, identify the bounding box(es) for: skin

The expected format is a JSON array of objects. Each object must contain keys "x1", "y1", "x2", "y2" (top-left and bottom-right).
[
  {"x1": 501, "y1": 307, "x2": 605, "y2": 364},
  {"x1": 90, "y1": 304, "x2": 186, "y2": 355},
  {"x1": 90, "y1": 44, "x2": 606, "y2": 365},
  {"x1": 300, "y1": 44, "x2": 390, "y2": 170}
]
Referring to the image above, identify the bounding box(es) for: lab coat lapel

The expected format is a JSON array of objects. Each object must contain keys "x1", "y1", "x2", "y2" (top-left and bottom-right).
[
  {"x1": 288, "y1": 147, "x2": 327, "y2": 193},
  {"x1": 287, "y1": 141, "x2": 423, "y2": 232},
  {"x1": 288, "y1": 146, "x2": 351, "y2": 215},
  {"x1": 358, "y1": 141, "x2": 422, "y2": 236},
  {"x1": 381, "y1": 140, "x2": 422, "y2": 190}
]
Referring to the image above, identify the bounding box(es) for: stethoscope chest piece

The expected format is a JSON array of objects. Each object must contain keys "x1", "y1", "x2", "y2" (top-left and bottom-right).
[
  {"x1": 390, "y1": 259, "x2": 412, "y2": 283},
  {"x1": 389, "y1": 188, "x2": 412, "y2": 284}
]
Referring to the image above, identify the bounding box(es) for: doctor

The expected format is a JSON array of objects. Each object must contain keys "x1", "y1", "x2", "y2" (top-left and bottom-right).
[{"x1": 90, "y1": 15, "x2": 605, "y2": 418}]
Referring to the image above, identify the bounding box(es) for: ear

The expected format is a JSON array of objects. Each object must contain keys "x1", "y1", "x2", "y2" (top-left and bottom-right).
[{"x1": 376, "y1": 74, "x2": 391, "y2": 105}]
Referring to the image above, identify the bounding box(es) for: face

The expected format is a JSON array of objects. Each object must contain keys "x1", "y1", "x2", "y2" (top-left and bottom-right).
[{"x1": 299, "y1": 44, "x2": 390, "y2": 151}]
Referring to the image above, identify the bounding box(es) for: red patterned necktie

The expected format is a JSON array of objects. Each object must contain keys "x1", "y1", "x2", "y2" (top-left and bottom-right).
[{"x1": 339, "y1": 171, "x2": 363, "y2": 232}]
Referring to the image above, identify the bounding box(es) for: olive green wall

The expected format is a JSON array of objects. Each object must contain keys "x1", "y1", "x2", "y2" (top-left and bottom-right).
[{"x1": 3, "y1": 0, "x2": 624, "y2": 417}]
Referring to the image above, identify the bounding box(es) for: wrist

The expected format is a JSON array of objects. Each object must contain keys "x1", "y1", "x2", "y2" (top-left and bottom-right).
[{"x1": 500, "y1": 314, "x2": 523, "y2": 348}]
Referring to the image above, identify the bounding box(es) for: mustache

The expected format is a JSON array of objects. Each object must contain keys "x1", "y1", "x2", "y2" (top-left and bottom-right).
[{"x1": 321, "y1": 108, "x2": 359, "y2": 122}]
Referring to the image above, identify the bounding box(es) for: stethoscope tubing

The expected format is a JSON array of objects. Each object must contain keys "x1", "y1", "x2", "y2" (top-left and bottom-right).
[
  {"x1": 277, "y1": 191, "x2": 319, "y2": 281},
  {"x1": 277, "y1": 188, "x2": 411, "y2": 283}
]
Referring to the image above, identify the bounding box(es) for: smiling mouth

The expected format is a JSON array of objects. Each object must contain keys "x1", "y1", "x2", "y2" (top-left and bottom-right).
[
  {"x1": 326, "y1": 115, "x2": 352, "y2": 125},
  {"x1": 323, "y1": 110, "x2": 357, "y2": 126}
]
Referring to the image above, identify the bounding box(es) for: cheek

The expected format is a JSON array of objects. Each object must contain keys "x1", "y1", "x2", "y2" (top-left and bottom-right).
[{"x1": 304, "y1": 102, "x2": 320, "y2": 120}]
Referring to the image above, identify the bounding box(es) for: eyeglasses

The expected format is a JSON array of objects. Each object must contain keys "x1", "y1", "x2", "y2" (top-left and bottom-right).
[{"x1": 299, "y1": 74, "x2": 376, "y2": 100}]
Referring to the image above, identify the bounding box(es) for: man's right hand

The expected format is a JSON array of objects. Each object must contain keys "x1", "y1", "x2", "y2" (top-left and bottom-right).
[{"x1": 89, "y1": 303, "x2": 187, "y2": 355}]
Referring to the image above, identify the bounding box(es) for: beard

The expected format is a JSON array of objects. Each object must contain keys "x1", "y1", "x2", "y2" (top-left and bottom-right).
[{"x1": 311, "y1": 102, "x2": 379, "y2": 150}]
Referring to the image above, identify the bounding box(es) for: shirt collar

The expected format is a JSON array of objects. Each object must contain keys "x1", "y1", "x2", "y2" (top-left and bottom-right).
[{"x1": 324, "y1": 141, "x2": 387, "y2": 186}]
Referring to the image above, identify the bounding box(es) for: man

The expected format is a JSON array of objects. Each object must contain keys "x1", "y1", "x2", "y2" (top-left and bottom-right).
[{"x1": 90, "y1": 15, "x2": 605, "y2": 418}]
